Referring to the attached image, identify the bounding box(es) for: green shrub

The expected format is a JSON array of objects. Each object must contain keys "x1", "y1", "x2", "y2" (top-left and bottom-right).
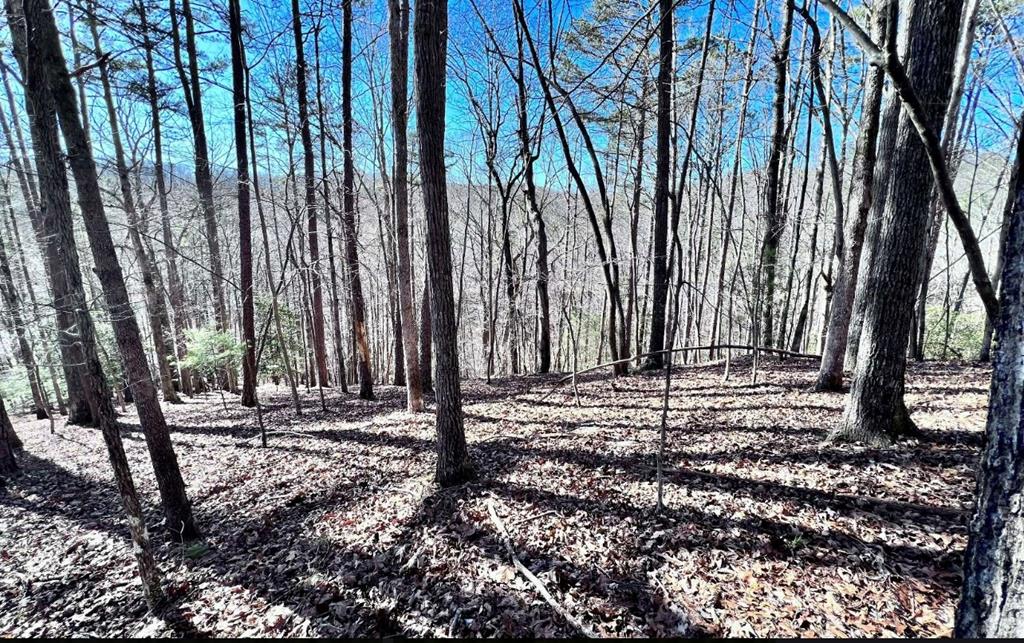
[{"x1": 182, "y1": 327, "x2": 244, "y2": 388}]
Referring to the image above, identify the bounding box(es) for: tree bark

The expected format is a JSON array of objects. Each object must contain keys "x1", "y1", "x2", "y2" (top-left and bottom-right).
[
  {"x1": 816, "y1": 5, "x2": 887, "y2": 391},
  {"x1": 833, "y1": 0, "x2": 964, "y2": 445},
  {"x1": 414, "y1": 0, "x2": 474, "y2": 486},
  {"x1": 758, "y1": 0, "x2": 795, "y2": 350},
  {"x1": 7, "y1": 0, "x2": 164, "y2": 604},
  {"x1": 342, "y1": 0, "x2": 374, "y2": 399},
  {"x1": 390, "y1": 0, "x2": 424, "y2": 410},
  {"x1": 644, "y1": 0, "x2": 674, "y2": 369},
  {"x1": 290, "y1": 0, "x2": 332, "y2": 391},
  {"x1": 26, "y1": 0, "x2": 198, "y2": 538},
  {"x1": 230, "y1": 0, "x2": 257, "y2": 408},
  {"x1": 955, "y1": 107, "x2": 1024, "y2": 638}
]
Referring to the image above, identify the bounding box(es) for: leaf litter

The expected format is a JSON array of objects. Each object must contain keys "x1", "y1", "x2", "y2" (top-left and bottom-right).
[{"x1": 0, "y1": 358, "x2": 987, "y2": 637}]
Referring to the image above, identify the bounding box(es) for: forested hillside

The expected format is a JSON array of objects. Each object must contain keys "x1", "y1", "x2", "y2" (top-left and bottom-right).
[{"x1": 1, "y1": 0, "x2": 1022, "y2": 637}]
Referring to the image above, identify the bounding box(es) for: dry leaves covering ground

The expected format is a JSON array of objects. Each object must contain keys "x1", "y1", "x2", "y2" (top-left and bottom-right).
[{"x1": 0, "y1": 358, "x2": 988, "y2": 637}]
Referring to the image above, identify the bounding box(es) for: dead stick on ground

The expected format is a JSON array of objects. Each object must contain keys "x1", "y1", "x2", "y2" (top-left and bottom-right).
[
  {"x1": 486, "y1": 500, "x2": 597, "y2": 638},
  {"x1": 537, "y1": 344, "x2": 820, "y2": 401}
]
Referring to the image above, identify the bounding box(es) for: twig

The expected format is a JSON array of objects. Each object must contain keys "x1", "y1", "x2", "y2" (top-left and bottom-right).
[
  {"x1": 510, "y1": 509, "x2": 559, "y2": 527},
  {"x1": 538, "y1": 344, "x2": 820, "y2": 401},
  {"x1": 485, "y1": 500, "x2": 597, "y2": 638}
]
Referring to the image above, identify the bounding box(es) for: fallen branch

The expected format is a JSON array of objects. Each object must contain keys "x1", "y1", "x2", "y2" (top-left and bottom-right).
[
  {"x1": 486, "y1": 500, "x2": 597, "y2": 638},
  {"x1": 538, "y1": 344, "x2": 820, "y2": 400}
]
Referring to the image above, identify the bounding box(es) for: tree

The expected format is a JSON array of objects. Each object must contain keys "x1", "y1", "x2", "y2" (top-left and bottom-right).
[
  {"x1": 342, "y1": 0, "x2": 374, "y2": 400},
  {"x1": 833, "y1": 0, "x2": 964, "y2": 444},
  {"x1": 137, "y1": 0, "x2": 192, "y2": 397},
  {"x1": 0, "y1": 218, "x2": 48, "y2": 418},
  {"x1": 0, "y1": 393, "x2": 18, "y2": 479},
  {"x1": 414, "y1": 0, "x2": 474, "y2": 486},
  {"x1": 643, "y1": 0, "x2": 673, "y2": 369},
  {"x1": 512, "y1": 17, "x2": 550, "y2": 374},
  {"x1": 7, "y1": 0, "x2": 163, "y2": 603},
  {"x1": 390, "y1": 0, "x2": 424, "y2": 411},
  {"x1": 22, "y1": 0, "x2": 198, "y2": 538},
  {"x1": 758, "y1": 0, "x2": 794, "y2": 350},
  {"x1": 290, "y1": 0, "x2": 331, "y2": 389},
  {"x1": 956, "y1": 107, "x2": 1024, "y2": 637},
  {"x1": 87, "y1": 6, "x2": 181, "y2": 405},
  {"x1": 231, "y1": 0, "x2": 257, "y2": 408},
  {"x1": 815, "y1": 4, "x2": 887, "y2": 391},
  {"x1": 169, "y1": 0, "x2": 229, "y2": 343}
]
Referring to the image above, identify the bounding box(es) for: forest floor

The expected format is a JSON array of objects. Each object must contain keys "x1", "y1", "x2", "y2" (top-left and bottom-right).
[{"x1": 0, "y1": 357, "x2": 988, "y2": 637}]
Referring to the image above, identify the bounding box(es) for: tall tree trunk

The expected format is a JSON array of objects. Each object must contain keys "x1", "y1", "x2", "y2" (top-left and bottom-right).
[
  {"x1": 25, "y1": 0, "x2": 198, "y2": 539},
  {"x1": 644, "y1": 0, "x2": 674, "y2": 369},
  {"x1": 7, "y1": 0, "x2": 163, "y2": 603},
  {"x1": 833, "y1": 0, "x2": 964, "y2": 445},
  {"x1": 88, "y1": 11, "x2": 181, "y2": 406},
  {"x1": 913, "y1": 0, "x2": 981, "y2": 360},
  {"x1": 139, "y1": 0, "x2": 191, "y2": 397},
  {"x1": 512, "y1": 18, "x2": 550, "y2": 374},
  {"x1": 390, "y1": 0, "x2": 424, "y2": 410},
  {"x1": 414, "y1": 0, "x2": 473, "y2": 486},
  {"x1": 758, "y1": 0, "x2": 795, "y2": 349},
  {"x1": 313, "y1": 19, "x2": 346, "y2": 393},
  {"x1": 816, "y1": 5, "x2": 887, "y2": 391},
  {"x1": 341, "y1": 0, "x2": 374, "y2": 399},
  {"x1": 169, "y1": 0, "x2": 228, "y2": 340},
  {"x1": 230, "y1": 0, "x2": 257, "y2": 408},
  {"x1": 290, "y1": 0, "x2": 331, "y2": 390},
  {"x1": 955, "y1": 107, "x2": 1024, "y2": 638}
]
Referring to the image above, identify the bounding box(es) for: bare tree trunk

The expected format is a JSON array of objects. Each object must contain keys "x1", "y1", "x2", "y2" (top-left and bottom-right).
[
  {"x1": 24, "y1": 0, "x2": 198, "y2": 539},
  {"x1": 8, "y1": 0, "x2": 164, "y2": 603},
  {"x1": 229, "y1": 0, "x2": 257, "y2": 408},
  {"x1": 390, "y1": 0, "x2": 424, "y2": 410},
  {"x1": 833, "y1": 0, "x2": 964, "y2": 445},
  {"x1": 956, "y1": 107, "x2": 1024, "y2": 638},
  {"x1": 290, "y1": 0, "x2": 331, "y2": 390},
  {"x1": 414, "y1": 0, "x2": 473, "y2": 486},
  {"x1": 816, "y1": 5, "x2": 886, "y2": 390},
  {"x1": 914, "y1": 0, "x2": 981, "y2": 360},
  {"x1": 341, "y1": 0, "x2": 374, "y2": 399},
  {"x1": 644, "y1": 0, "x2": 674, "y2": 369},
  {"x1": 758, "y1": 0, "x2": 795, "y2": 349},
  {"x1": 169, "y1": 0, "x2": 228, "y2": 340}
]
